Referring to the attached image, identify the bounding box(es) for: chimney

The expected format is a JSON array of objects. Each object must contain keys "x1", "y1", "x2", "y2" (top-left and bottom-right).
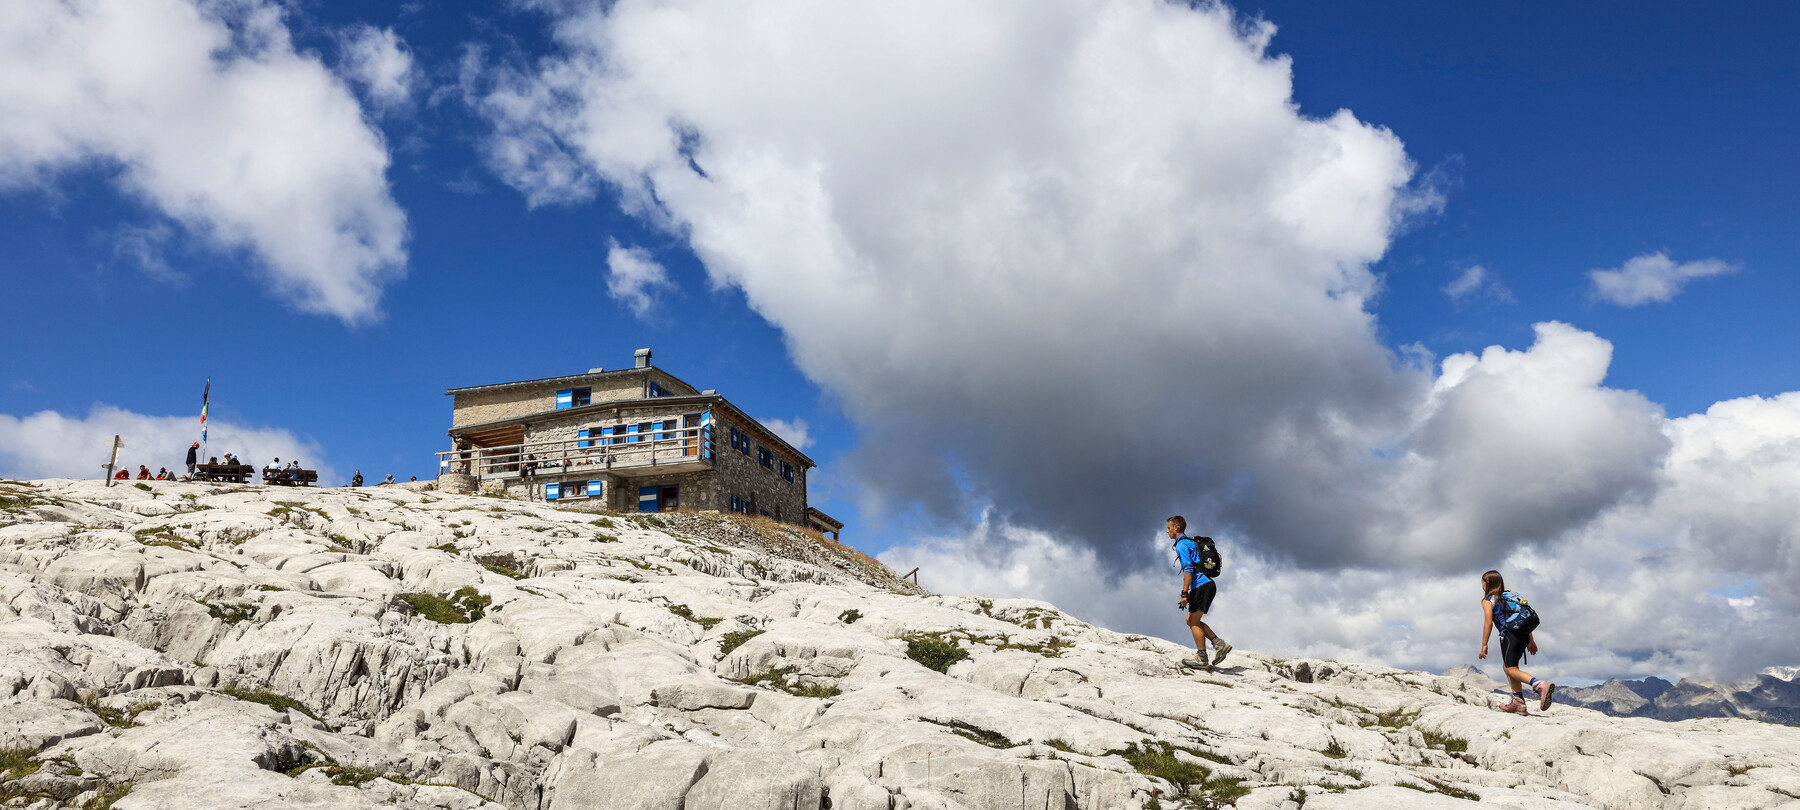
[{"x1": 634, "y1": 347, "x2": 652, "y2": 369}]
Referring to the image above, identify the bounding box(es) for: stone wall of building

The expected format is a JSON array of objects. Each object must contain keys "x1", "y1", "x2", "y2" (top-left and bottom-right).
[
  {"x1": 711, "y1": 412, "x2": 808, "y2": 524},
  {"x1": 451, "y1": 371, "x2": 690, "y2": 428}
]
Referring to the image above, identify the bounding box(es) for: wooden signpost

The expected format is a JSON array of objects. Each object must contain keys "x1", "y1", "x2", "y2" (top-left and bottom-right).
[{"x1": 102, "y1": 435, "x2": 123, "y2": 485}]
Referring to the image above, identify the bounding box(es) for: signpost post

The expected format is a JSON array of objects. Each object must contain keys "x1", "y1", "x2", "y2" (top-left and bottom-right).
[{"x1": 102, "y1": 435, "x2": 124, "y2": 485}]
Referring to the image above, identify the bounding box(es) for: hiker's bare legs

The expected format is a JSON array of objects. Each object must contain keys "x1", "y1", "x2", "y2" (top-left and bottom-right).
[
  {"x1": 1186, "y1": 610, "x2": 1216, "y2": 652},
  {"x1": 1504, "y1": 665, "x2": 1534, "y2": 694}
]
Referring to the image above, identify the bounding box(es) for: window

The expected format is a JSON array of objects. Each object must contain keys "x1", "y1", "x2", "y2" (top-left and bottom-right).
[
  {"x1": 649, "y1": 382, "x2": 670, "y2": 398},
  {"x1": 561, "y1": 481, "x2": 587, "y2": 498},
  {"x1": 758, "y1": 446, "x2": 774, "y2": 470},
  {"x1": 730, "y1": 427, "x2": 752, "y2": 454},
  {"x1": 545, "y1": 482, "x2": 560, "y2": 500},
  {"x1": 577, "y1": 428, "x2": 591, "y2": 449},
  {"x1": 556, "y1": 388, "x2": 592, "y2": 409},
  {"x1": 781, "y1": 460, "x2": 796, "y2": 482},
  {"x1": 659, "y1": 485, "x2": 679, "y2": 511}
]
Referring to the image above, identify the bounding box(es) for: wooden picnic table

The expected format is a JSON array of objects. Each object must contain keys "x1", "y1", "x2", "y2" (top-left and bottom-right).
[
  {"x1": 263, "y1": 467, "x2": 319, "y2": 486},
  {"x1": 195, "y1": 464, "x2": 255, "y2": 483}
]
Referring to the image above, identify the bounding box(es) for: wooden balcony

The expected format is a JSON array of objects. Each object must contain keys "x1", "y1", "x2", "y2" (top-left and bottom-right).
[{"x1": 436, "y1": 427, "x2": 714, "y2": 482}]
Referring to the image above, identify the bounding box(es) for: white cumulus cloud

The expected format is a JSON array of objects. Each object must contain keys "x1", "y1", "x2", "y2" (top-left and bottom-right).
[
  {"x1": 763, "y1": 418, "x2": 813, "y2": 452},
  {"x1": 0, "y1": 0, "x2": 408, "y2": 323},
  {"x1": 1588, "y1": 252, "x2": 1736, "y2": 307},
  {"x1": 604, "y1": 241, "x2": 675, "y2": 317},
  {"x1": 1444, "y1": 264, "x2": 1512, "y2": 304},
  {"x1": 337, "y1": 25, "x2": 417, "y2": 111},
  {"x1": 0, "y1": 405, "x2": 334, "y2": 484}
]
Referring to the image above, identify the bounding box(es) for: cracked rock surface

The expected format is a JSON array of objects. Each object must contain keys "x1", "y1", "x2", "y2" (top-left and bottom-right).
[{"x1": 2, "y1": 478, "x2": 1798, "y2": 809}]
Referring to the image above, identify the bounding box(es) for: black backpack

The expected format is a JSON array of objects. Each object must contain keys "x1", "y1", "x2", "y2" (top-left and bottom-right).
[{"x1": 1192, "y1": 536, "x2": 1222, "y2": 579}]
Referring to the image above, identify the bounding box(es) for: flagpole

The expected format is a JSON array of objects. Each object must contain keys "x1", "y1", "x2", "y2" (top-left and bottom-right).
[{"x1": 200, "y1": 376, "x2": 211, "y2": 463}]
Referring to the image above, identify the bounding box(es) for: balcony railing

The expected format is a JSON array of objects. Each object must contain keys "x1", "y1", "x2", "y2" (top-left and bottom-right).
[{"x1": 436, "y1": 426, "x2": 714, "y2": 480}]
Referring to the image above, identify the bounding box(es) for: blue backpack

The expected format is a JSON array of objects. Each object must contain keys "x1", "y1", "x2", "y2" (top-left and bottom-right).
[{"x1": 1492, "y1": 590, "x2": 1538, "y2": 632}]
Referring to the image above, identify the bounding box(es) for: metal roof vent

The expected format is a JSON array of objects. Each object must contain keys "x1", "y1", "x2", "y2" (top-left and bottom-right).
[
  {"x1": 588, "y1": 367, "x2": 605, "y2": 374},
  {"x1": 634, "y1": 347, "x2": 652, "y2": 368}
]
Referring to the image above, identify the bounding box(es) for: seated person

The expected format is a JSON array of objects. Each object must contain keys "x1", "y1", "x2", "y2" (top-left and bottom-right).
[
  {"x1": 155, "y1": 468, "x2": 169, "y2": 480},
  {"x1": 114, "y1": 469, "x2": 129, "y2": 480},
  {"x1": 137, "y1": 465, "x2": 152, "y2": 479}
]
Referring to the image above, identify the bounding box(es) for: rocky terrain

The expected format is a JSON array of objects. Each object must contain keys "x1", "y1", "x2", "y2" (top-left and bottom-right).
[{"x1": 4, "y1": 478, "x2": 1800, "y2": 810}]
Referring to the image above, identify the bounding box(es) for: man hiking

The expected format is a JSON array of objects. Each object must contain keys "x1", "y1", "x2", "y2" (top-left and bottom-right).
[
  {"x1": 1169, "y1": 516, "x2": 1231, "y2": 672},
  {"x1": 185, "y1": 442, "x2": 199, "y2": 478}
]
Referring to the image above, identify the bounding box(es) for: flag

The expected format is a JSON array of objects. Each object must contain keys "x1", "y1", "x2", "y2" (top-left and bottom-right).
[{"x1": 200, "y1": 377, "x2": 210, "y2": 444}]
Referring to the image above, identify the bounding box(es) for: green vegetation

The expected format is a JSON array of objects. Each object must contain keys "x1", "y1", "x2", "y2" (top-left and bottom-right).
[
  {"x1": 904, "y1": 633, "x2": 970, "y2": 673},
  {"x1": 199, "y1": 600, "x2": 257, "y2": 624},
  {"x1": 731, "y1": 666, "x2": 842, "y2": 698},
  {"x1": 717, "y1": 629, "x2": 764, "y2": 657},
  {"x1": 1424, "y1": 778, "x2": 1481, "y2": 801},
  {"x1": 922, "y1": 718, "x2": 1016, "y2": 749},
  {"x1": 429, "y1": 542, "x2": 459, "y2": 554},
  {"x1": 591, "y1": 517, "x2": 616, "y2": 528},
  {"x1": 481, "y1": 562, "x2": 527, "y2": 580},
  {"x1": 1109, "y1": 741, "x2": 1247, "y2": 803},
  {"x1": 837, "y1": 609, "x2": 863, "y2": 624},
  {"x1": 220, "y1": 687, "x2": 322, "y2": 723},
  {"x1": 1421, "y1": 729, "x2": 1469, "y2": 753},
  {"x1": 667, "y1": 603, "x2": 721, "y2": 629},
  {"x1": 398, "y1": 587, "x2": 490, "y2": 624},
  {"x1": 1368, "y1": 710, "x2": 1416, "y2": 729},
  {"x1": 133, "y1": 483, "x2": 152, "y2": 492},
  {"x1": 133, "y1": 527, "x2": 197, "y2": 549},
  {"x1": 1321, "y1": 739, "x2": 1349, "y2": 759},
  {"x1": 253, "y1": 584, "x2": 286, "y2": 592},
  {"x1": 0, "y1": 747, "x2": 43, "y2": 780},
  {"x1": 86, "y1": 782, "x2": 133, "y2": 809},
  {"x1": 593, "y1": 532, "x2": 619, "y2": 543},
  {"x1": 989, "y1": 634, "x2": 1075, "y2": 658}
]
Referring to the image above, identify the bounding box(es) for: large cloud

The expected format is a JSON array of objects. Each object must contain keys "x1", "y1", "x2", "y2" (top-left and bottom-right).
[
  {"x1": 0, "y1": 0, "x2": 407, "y2": 323},
  {"x1": 0, "y1": 405, "x2": 335, "y2": 484}
]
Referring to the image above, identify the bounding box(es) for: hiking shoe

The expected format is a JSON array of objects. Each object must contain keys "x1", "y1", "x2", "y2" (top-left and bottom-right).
[
  {"x1": 1210, "y1": 639, "x2": 1233, "y2": 666},
  {"x1": 1535, "y1": 680, "x2": 1556, "y2": 711},
  {"x1": 1501, "y1": 696, "x2": 1529, "y2": 716},
  {"x1": 1180, "y1": 657, "x2": 1212, "y2": 672}
]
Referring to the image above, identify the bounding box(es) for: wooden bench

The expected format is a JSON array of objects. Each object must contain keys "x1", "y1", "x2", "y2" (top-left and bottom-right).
[
  {"x1": 195, "y1": 464, "x2": 255, "y2": 483},
  {"x1": 263, "y1": 467, "x2": 319, "y2": 486}
]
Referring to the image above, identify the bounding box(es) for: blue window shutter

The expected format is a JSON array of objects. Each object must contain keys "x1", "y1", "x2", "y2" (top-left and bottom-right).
[
  {"x1": 578, "y1": 428, "x2": 590, "y2": 449},
  {"x1": 556, "y1": 389, "x2": 573, "y2": 409},
  {"x1": 601, "y1": 426, "x2": 614, "y2": 445},
  {"x1": 638, "y1": 485, "x2": 659, "y2": 512},
  {"x1": 545, "y1": 482, "x2": 560, "y2": 500},
  {"x1": 589, "y1": 480, "x2": 604, "y2": 498}
]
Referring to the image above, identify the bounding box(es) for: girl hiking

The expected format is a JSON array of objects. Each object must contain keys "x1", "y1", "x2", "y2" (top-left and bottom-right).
[{"x1": 1478, "y1": 569, "x2": 1554, "y2": 715}]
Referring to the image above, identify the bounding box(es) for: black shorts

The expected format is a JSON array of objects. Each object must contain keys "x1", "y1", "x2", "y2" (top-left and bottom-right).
[
  {"x1": 1499, "y1": 615, "x2": 1539, "y2": 668},
  {"x1": 1186, "y1": 581, "x2": 1216, "y2": 614}
]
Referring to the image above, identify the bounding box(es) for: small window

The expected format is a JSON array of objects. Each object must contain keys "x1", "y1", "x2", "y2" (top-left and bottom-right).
[
  {"x1": 562, "y1": 481, "x2": 587, "y2": 497},
  {"x1": 758, "y1": 446, "x2": 773, "y2": 470},
  {"x1": 572, "y1": 388, "x2": 592, "y2": 407},
  {"x1": 781, "y1": 461, "x2": 795, "y2": 482}
]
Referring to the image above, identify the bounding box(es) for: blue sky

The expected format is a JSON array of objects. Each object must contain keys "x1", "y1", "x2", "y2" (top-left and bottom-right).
[{"x1": 4, "y1": 0, "x2": 1797, "y2": 680}]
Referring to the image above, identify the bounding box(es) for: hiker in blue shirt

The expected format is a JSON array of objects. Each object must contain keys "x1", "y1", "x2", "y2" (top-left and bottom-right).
[{"x1": 1168, "y1": 516, "x2": 1231, "y2": 672}]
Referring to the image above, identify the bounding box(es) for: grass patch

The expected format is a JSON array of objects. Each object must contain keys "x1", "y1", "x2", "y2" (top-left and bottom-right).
[
  {"x1": 86, "y1": 782, "x2": 132, "y2": 809},
  {"x1": 1111, "y1": 742, "x2": 1210, "y2": 796},
  {"x1": 1728, "y1": 763, "x2": 1756, "y2": 777},
  {"x1": 731, "y1": 666, "x2": 842, "y2": 698},
  {"x1": 838, "y1": 609, "x2": 864, "y2": 624},
  {"x1": 133, "y1": 527, "x2": 198, "y2": 549},
  {"x1": 1321, "y1": 739, "x2": 1349, "y2": 759},
  {"x1": 1421, "y1": 729, "x2": 1469, "y2": 753},
  {"x1": 922, "y1": 718, "x2": 1016, "y2": 749},
  {"x1": 593, "y1": 533, "x2": 619, "y2": 543},
  {"x1": 198, "y1": 600, "x2": 257, "y2": 624},
  {"x1": 989, "y1": 635, "x2": 1075, "y2": 658},
  {"x1": 133, "y1": 482, "x2": 152, "y2": 492},
  {"x1": 220, "y1": 687, "x2": 321, "y2": 723},
  {"x1": 429, "y1": 542, "x2": 459, "y2": 554},
  {"x1": 905, "y1": 633, "x2": 970, "y2": 673},
  {"x1": 480, "y1": 562, "x2": 527, "y2": 580},
  {"x1": 1371, "y1": 710, "x2": 1416, "y2": 729},
  {"x1": 0, "y1": 748, "x2": 42, "y2": 780},
  {"x1": 1423, "y1": 778, "x2": 1481, "y2": 801},
  {"x1": 717, "y1": 629, "x2": 764, "y2": 657},
  {"x1": 667, "y1": 603, "x2": 722, "y2": 629},
  {"x1": 591, "y1": 517, "x2": 615, "y2": 528},
  {"x1": 397, "y1": 587, "x2": 490, "y2": 624}
]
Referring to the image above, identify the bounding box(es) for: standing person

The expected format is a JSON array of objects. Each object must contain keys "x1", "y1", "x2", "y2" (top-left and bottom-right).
[
  {"x1": 186, "y1": 442, "x2": 200, "y2": 478},
  {"x1": 350, "y1": 470, "x2": 363, "y2": 487},
  {"x1": 1478, "y1": 569, "x2": 1554, "y2": 715},
  {"x1": 1168, "y1": 516, "x2": 1231, "y2": 672}
]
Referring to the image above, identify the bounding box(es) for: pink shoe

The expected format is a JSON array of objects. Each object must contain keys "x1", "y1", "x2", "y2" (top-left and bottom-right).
[
  {"x1": 1501, "y1": 697, "x2": 1529, "y2": 716},
  {"x1": 1535, "y1": 680, "x2": 1555, "y2": 711}
]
